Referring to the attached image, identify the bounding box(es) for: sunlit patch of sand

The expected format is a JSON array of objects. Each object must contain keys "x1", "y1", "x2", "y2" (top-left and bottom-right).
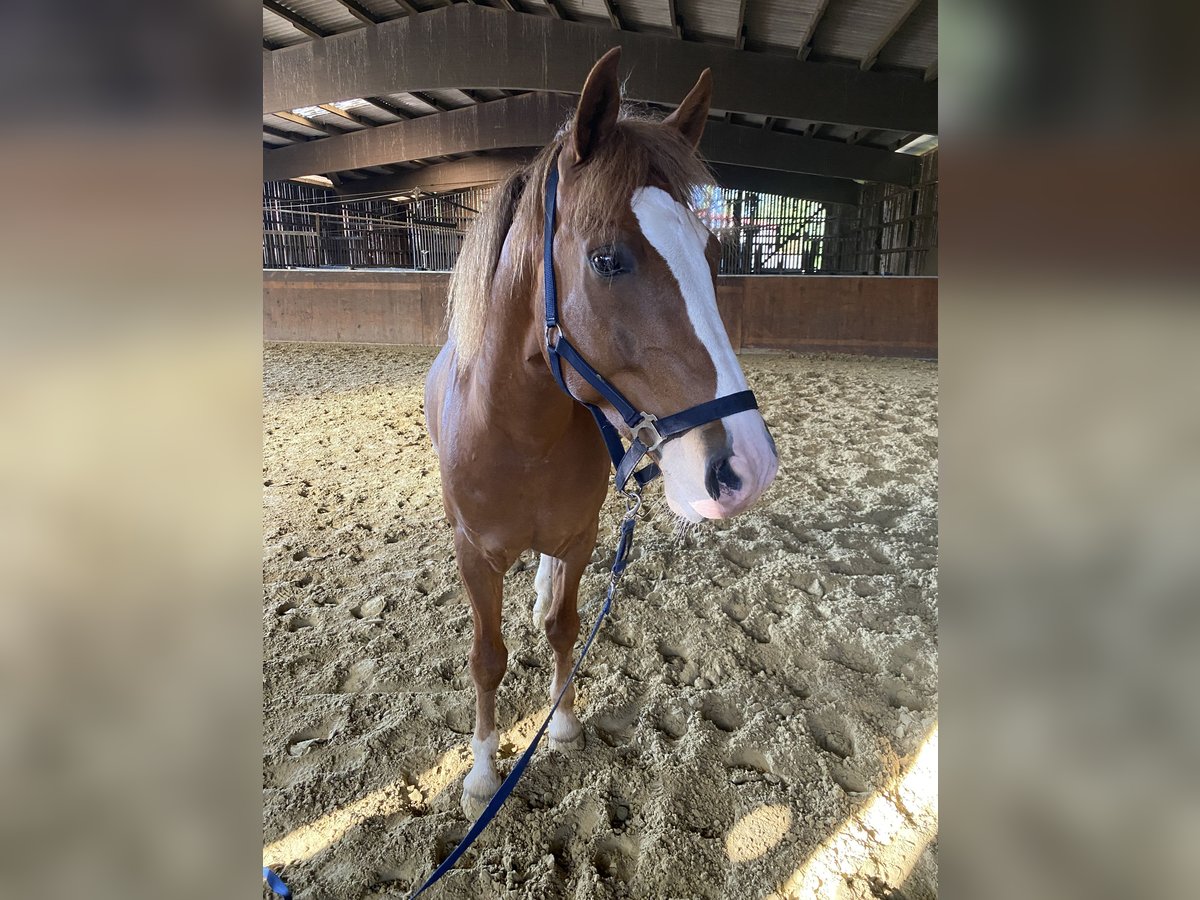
[
  {"x1": 726, "y1": 804, "x2": 793, "y2": 863},
  {"x1": 263, "y1": 705, "x2": 552, "y2": 868},
  {"x1": 769, "y1": 724, "x2": 938, "y2": 899}
]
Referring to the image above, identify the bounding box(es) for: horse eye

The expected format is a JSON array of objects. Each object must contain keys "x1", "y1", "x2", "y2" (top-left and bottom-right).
[{"x1": 589, "y1": 248, "x2": 624, "y2": 278}]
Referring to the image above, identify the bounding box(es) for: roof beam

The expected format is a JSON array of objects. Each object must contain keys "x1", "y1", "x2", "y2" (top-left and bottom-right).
[
  {"x1": 599, "y1": 0, "x2": 623, "y2": 30},
  {"x1": 338, "y1": 153, "x2": 861, "y2": 206},
  {"x1": 263, "y1": 125, "x2": 308, "y2": 143},
  {"x1": 708, "y1": 164, "x2": 861, "y2": 205},
  {"x1": 408, "y1": 90, "x2": 454, "y2": 112},
  {"x1": 262, "y1": 0, "x2": 328, "y2": 40},
  {"x1": 363, "y1": 96, "x2": 414, "y2": 120},
  {"x1": 264, "y1": 94, "x2": 567, "y2": 181},
  {"x1": 701, "y1": 119, "x2": 916, "y2": 184},
  {"x1": 263, "y1": 92, "x2": 918, "y2": 185},
  {"x1": 333, "y1": 152, "x2": 537, "y2": 196},
  {"x1": 272, "y1": 110, "x2": 346, "y2": 137},
  {"x1": 861, "y1": 0, "x2": 923, "y2": 71},
  {"x1": 797, "y1": 0, "x2": 830, "y2": 60},
  {"x1": 263, "y1": 4, "x2": 937, "y2": 134},
  {"x1": 666, "y1": 0, "x2": 682, "y2": 38},
  {"x1": 543, "y1": 0, "x2": 564, "y2": 20},
  {"x1": 734, "y1": 0, "x2": 749, "y2": 50},
  {"x1": 318, "y1": 103, "x2": 376, "y2": 127},
  {"x1": 329, "y1": 0, "x2": 380, "y2": 26}
]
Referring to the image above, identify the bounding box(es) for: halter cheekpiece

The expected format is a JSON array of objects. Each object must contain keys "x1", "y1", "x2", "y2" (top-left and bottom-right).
[{"x1": 541, "y1": 153, "x2": 760, "y2": 494}]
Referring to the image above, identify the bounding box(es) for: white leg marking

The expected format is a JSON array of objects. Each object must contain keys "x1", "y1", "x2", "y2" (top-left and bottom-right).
[
  {"x1": 532, "y1": 553, "x2": 554, "y2": 627},
  {"x1": 462, "y1": 730, "x2": 500, "y2": 801},
  {"x1": 549, "y1": 706, "x2": 583, "y2": 745},
  {"x1": 547, "y1": 676, "x2": 584, "y2": 748}
]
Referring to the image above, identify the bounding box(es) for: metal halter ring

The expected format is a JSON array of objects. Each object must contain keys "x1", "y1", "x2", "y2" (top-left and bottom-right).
[
  {"x1": 631, "y1": 412, "x2": 665, "y2": 454},
  {"x1": 545, "y1": 324, "x2": 562, "y2": 351},
  {"x1": 620, "y1": 488, "x2": 643, "y2": 520}
]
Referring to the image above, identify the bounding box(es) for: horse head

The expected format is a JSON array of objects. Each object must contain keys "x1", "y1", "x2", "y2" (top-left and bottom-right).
[{"x1": 544, "y1": 48, "x2": 779, "y2": 521}]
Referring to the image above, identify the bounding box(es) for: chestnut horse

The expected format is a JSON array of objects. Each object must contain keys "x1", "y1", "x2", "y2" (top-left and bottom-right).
[{"x1": 425, "y1": 48, "x2": 779, "y2": 816}]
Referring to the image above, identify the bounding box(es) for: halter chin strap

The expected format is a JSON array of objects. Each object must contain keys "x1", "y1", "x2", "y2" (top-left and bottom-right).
[{"x1": 542, "y1": 154, "x2": 759, "y2": 494}]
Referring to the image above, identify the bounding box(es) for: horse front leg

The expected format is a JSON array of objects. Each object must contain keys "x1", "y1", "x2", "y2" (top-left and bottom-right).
[
  {"x1": 543, "y1": 538, "x2": 595, "y2": 750},
  {"x1": 454, "y1": 531, "x2": 509, "y2": 817}
]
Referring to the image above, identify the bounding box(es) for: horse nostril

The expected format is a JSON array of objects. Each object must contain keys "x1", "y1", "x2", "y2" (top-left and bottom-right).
[{"x1": 704, "y1": 453, "x2": 742, "y2": 501}]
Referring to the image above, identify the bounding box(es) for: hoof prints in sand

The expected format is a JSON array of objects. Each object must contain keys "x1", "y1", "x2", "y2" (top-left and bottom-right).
[{"x1": 263, "y1": 344, "x2": 938, "y2": 899}]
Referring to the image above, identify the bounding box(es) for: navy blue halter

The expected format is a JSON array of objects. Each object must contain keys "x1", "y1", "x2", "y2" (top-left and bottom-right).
[{"x1": 541, "y1": 155, "x2": 759, "y2": 494}]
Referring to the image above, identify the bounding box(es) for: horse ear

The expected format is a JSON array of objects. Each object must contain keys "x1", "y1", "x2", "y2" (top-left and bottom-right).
[
  {"x1": 572, "y1": 47, "x2": 622, "y2": 164},
  {"x1": 663, "y1": 69, "x2": 713, "y2": 149}
]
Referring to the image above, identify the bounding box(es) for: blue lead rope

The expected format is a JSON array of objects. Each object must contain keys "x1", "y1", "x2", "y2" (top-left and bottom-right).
[
  {"x1": 408, "y1": 511, "x2": 638, "y2": 899},
  {"x1": 263, "y1": 866, "x2": 291, "y2": 897},
  {"x1": 261, "y1": 513, "x2": 637, "y2": 900}
]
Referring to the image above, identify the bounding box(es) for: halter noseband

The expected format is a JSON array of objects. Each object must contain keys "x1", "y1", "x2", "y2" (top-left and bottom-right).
[{"x1": 542, "y1": 154, "x2": 759, "y2": 494}]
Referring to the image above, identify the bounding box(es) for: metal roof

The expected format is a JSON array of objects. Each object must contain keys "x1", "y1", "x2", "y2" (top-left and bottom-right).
[
  {"x1": 878, "y1": 0, "x2": 937, "y2": 70},
  {"x1": 263, "y1": 0, "x2": 938, "y2": 191},
  {"x1": 264, "y1": 0, "x2": 937, "y2": 67}
]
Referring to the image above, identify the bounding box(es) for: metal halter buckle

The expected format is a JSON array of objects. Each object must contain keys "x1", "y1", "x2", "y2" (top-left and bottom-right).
[
  {"x1": 619, "y1": 488, "x2": 643, "y2": 520},
  {"x1": 545, "y1": 323, "x2": 562, "y2": 351},
  {"x1": 631, "y1": 412, "x2": 665, "y2": 454}
]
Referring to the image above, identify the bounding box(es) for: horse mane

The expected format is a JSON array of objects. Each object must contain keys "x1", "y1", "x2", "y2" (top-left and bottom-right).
[
  {"x1": 446, "y1": 106, "x2": 714, "y2": 360},
  {"x1": 445, "y1": 167, "x2": 528, "y2": 363}
]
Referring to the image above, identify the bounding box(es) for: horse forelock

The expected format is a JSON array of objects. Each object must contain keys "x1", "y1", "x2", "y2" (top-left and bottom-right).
[{"x1": 447, "y1": 106, "x2": 713, "y2": 361}]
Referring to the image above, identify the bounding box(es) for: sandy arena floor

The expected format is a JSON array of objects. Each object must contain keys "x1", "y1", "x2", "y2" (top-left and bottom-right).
[{"x1": 263, "y1": 343, "x2": 938, "y2": 899}]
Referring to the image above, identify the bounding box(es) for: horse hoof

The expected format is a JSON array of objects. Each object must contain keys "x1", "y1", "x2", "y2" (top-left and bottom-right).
[
  {"x1": 548, "y1": 729, "x2": 585, "y2": 752},
  {"x1": 461, "y1": 789, "x2": 493, "y2": 820}
]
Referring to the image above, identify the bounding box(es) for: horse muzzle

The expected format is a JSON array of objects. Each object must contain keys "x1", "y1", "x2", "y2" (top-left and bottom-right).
[{"x1": 661, "y1": 411, "x2": 778, "y2": 521}]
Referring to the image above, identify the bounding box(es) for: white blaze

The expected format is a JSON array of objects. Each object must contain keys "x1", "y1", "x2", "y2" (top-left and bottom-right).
[
  {"x1": 630, "y1": 187, "x2": 777, "y2": 521},
  {"x1": 631, "y1": 187, "x2": 748, "y2": 398}
]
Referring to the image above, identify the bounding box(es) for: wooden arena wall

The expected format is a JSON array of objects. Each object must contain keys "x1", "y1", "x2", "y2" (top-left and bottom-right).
[{"x1": 263, "y1": 270, "x2": 937, "y2": 358}]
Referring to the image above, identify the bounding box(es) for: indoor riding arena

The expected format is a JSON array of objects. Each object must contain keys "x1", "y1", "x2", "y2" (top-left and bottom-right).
[{"x1": 262, "y1": 3, "x2": 938, "y2": 898}]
